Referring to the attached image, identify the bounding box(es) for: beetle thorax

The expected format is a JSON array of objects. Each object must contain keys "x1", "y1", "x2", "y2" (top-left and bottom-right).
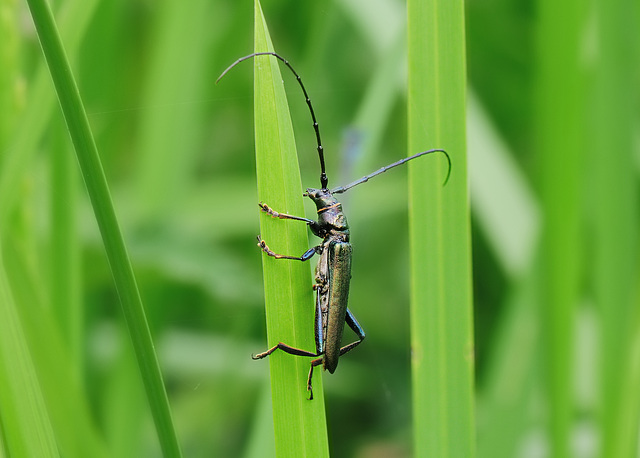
[{"x1": 306, "y1": 188, "x2": 349, "y2": 234}]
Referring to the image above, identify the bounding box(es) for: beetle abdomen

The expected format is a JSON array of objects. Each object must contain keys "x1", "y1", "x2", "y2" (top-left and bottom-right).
[{"x1": 323, "y1": 240, "x2": 352, "y2": 373}]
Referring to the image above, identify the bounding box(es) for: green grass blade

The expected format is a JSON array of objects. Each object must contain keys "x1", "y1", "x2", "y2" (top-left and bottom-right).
[
  {"x1": 3, "y1": 238, "x2": 109, "y2": 458},
  {"x1": 0, "y1": 0, "x2": 19, "y2": 148},
  {"x1": 0, "y1": 0, "x2": 100, "y2": 234},
  {"x1": 590, "y1": 1, "x2": 639, "y2": 455},
  {"x1": 24, "y1": 1, "x2": 182, "y2": 456},
  {"x1": 243, "y1": 386, "x2": 276, "y2": 458},
  {"x1": 0, "y1": 247, "x2": 58, "y2": 457},
  {"x1": 352, "y1": 28, "x2": 406, "y2": 170},
  {"x1": 253, "y1": 1, "x2": 329, "y2": 456},
  {"x1": 477, "y1": 274, "x2": 540, "y2": 458},
  {"x1": 407, "y1": 1, "x2": 475, "y2": 456},
  {"x1": 50, "y1": 116, "x2": 82, "y2": 372},
  {"x1": 467, "y1": 93, "x2": 540, "y2": 277},
  {"x1": 535, "y1": 1, "x2": 586, "y2": 455},
  {"x1": 134, "y1": 0, "x2": 212, "y2": 221}
]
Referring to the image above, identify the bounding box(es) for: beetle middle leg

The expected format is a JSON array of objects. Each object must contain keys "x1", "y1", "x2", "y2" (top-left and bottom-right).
[{"x1": 257, "y1": 236, "x2": 321, "y2": 261}]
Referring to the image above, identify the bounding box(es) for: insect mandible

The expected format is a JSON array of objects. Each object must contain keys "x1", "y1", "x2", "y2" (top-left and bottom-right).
[{"x1": 217, "y1": 52, "x2": 451, "y2": 400}]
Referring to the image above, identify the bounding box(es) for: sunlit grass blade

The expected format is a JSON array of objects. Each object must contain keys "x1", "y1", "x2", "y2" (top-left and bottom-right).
[
  {"x1": 467, "y1": 93, "x2": 539, "y2": 277},
  {"x1": 24, "y1": 1, "x2": 182, "y2": 456},
  {"x1": 244, "y1": 386, "x2": 276, "y2": 458},
  {"x1": 468, "y1": 94, "x2": 542, "y2": 457},
  {"x1": 134, "y1": 0, "x2": 212, "y2": 220},
  {"x1": 252, "y1": 1, "x2": 329, "y2": 456},
  {"x1": 50, "y1": 117, "x2": 82, "y2": 371},
  {"x1": 590, "y1": 1, "x2": 639, "y2": 455},
  {"x1": 352, "y1": 27, "x2": 406, "y2": 171},
  {"x1": 0, "y1": 249, "x2": 58, "y2": 457},
  {"x1": 0, "y1": 0, "x2": 100, "y2": 234},
  {"x1": 3, "y1": 239, "x2": 109, "y2": 458},
  {"x1": 477, "y1": 274, "x2": 539, "y2": 458},
  {"x1": 407, "y1": 0, "x2": 475, "y2": 456},
  {"x1": 0, "y1": 0, "x2": 19, "y2": 147}
]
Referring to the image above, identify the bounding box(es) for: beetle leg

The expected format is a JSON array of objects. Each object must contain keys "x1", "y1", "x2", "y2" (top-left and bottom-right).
[
  {"x1": 258, "y1": 202, "x2": 316, "y2": 224},
  {"x1": 252, "y1": 343, "x2": 324, "y2": 400},
  {"x1": 314, "y1": 286, "x2": 324, "y2": 354},
  {"x1": 258, "y1": 202, "x2": 321, "y2": 232},
  {"x1": 252, "y1": 342, "x2": 319, "y2": 360},
  {"x1": 307, "y1": 358, "x2": 323, "y2": 400},
  {"x1": 338, "y1": 308, "x2": 366, "y2": 356},
  {"x1": 257, "y1": 236, "x2": 321, "y2": 261},
  {"x1": 258, "y1": 202, "x2": 313, "y2": 222}
]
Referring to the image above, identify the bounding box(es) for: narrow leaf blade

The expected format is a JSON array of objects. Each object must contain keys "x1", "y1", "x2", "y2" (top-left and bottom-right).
[
  {"x1": 253, "y1": 1, "x2": 329, "y2": 456},
  {"x1": 407, "y1": 0, "x2": 476, "y2": 456}
]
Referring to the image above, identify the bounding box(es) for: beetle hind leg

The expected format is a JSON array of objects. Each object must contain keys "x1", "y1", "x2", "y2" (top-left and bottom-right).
[
  {"x1": 252, "y1": 342, "x2": 325, "y2": 400},
  {"x1": 339, "y1": 308, "x2": 366, "y2": 357},
  {"x1": 252, "y1": 342, "x2": 319, "y2": 360},
  {"x1": 307, "y1": 358, "x2": 323, "y2": 400}
]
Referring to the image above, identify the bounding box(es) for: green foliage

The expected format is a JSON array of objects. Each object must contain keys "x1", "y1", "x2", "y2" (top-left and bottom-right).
[
  {"x1": 0, "y1": 253, "x2": 58, "y2": 457},
  {"x1": 21, "y1": 0, "x2": 181, "y2": 455},
  {"x1": 0, "y1": 0, "x2": 638, "y2": 456}
]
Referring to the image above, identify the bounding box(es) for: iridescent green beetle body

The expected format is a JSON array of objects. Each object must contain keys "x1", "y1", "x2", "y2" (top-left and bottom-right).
[
  {"x1": 254, "y1": 187, "x2": 364, "y2": 399},
  {"x1": 307, "y1": 188, "x2": 352, "y2": 374},
  {"x1": 219, "y1": 52, "x2": 450, "y2": 400}
]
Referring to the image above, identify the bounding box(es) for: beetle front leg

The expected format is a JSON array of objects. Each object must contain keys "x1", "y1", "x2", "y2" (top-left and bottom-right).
[
  {"x1": 257, "y1": 236, "x2": 321, "y2": 261},
  {"x1": 258, "y1": 202, "x2": 320, "y2": 235},
  {"x1": 259, "y1": 202, "x2": 314, "y2": 223},
  {"x1": 259, "y1": 203, "x2": 321, "y2": 234}
]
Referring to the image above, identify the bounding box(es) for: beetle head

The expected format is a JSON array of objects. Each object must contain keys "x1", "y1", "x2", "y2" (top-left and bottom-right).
[{"x1": 304, "y1": 188, "x2": 339, "y2": 211}]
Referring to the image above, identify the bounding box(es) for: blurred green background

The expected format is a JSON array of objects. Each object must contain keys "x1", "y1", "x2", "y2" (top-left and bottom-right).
[{"x1": 1, "y1": 0, "x2": 638, "y2": 457}]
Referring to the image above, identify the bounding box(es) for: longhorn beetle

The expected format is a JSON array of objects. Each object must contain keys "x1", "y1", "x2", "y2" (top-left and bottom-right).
[{"x1": 218, "y1": 52, "x2": 450, "y2": 400}]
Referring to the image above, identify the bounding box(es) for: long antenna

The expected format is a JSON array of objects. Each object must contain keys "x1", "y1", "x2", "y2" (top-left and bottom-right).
[
  {"x1": 330, "y1": 149, "x2": 451, "y2": 195},
  {"x1": 217, "y1": 52, "x2": 329, "y2": 189}
]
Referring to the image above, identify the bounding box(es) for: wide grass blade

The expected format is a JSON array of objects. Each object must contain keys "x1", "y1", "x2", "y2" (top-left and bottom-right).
[
  {"x1": 252, "y1": 1, "x2": 329, "y2": 456},
  {"x1": 535, "y1": 0, "x2": 586, "y2": 455},
  {"x1": 24, "y1": 1, "x2": 182, "y2": 456},
  {"x1": 407, "y1": 0, "x2": 475, "y2": 456}
]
